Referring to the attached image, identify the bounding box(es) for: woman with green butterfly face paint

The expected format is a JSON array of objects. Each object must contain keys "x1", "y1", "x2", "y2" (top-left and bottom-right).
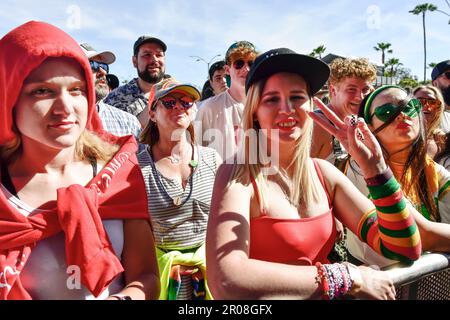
[{"x1": 343, "y1": 85, "x2": 450, "y2": 268}]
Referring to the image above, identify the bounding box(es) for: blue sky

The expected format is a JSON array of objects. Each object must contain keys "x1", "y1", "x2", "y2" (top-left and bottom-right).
[{"x1": 1, "y1": 0, "x2": 449, "y2": 89}]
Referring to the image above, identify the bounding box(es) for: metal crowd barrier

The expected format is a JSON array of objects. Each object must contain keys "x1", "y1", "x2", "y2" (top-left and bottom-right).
[{"x1": 383, "y1": 252, "x2": 450, "y2": 300}]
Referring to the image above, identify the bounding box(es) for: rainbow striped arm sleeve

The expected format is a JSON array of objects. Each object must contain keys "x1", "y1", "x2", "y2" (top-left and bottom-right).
[{"x1": 357, "y1": 170, "x2": 422, "y2": 264}]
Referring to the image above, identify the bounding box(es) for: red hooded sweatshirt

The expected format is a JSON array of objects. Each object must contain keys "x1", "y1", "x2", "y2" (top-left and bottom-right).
[{"x1": 0, "y1": 21, "x2": 149, "y2": 299}]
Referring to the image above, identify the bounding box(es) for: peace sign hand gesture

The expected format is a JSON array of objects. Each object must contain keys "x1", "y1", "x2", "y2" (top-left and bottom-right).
[{"x1": 308, "y1": 97, "x2": 387, "y2": 178}]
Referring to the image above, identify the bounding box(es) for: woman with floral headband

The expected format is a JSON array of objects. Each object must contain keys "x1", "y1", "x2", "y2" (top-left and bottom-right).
[
  {"x1": 313, "y1": 85, "x2": 450, "y2": 267},
  {"x1": 0, "y1": 21, "x2": 159, "y2": 300},
  {"x1": 138, "y1": 78, "x2": 221, "y2": 300},
  {"x1": 206, "y1": 48, "x2": 423, "y2": 300}
]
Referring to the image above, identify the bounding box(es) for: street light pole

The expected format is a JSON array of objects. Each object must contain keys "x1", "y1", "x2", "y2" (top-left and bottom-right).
[{"x1": 190, "y1": 54, "x2": 221, "y2": 78}]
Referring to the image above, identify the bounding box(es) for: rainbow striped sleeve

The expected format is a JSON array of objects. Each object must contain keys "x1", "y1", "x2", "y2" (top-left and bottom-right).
[{"x1": 357, "y1": 176, "x2": 422, "y2": 264}]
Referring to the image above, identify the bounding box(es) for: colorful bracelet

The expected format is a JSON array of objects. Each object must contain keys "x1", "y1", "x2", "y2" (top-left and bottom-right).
[{"x1": 315, "y1": 262, "x2": 353, "y2": 300}]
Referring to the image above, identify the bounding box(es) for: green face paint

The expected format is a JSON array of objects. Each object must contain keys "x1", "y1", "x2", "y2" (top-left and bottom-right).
[{"x1": 370, "y1": 98, "x2": 421, "y2": 123}]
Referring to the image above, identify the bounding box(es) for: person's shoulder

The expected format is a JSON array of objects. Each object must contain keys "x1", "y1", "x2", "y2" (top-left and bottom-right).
[
  {"x1": 434, "y1": 160, "x2": 450, "y2": 180},
  {"x1": 312, "y1": 157, "x2": 346, "y2": 181},
  {"x1": 200, "y1": 91, "x2": 227, "y2": 109}
]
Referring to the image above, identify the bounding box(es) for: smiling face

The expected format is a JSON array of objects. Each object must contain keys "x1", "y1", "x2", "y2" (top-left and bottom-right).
[
  {"x1": 330, "y1": 76, "x2": 372, "y2": 119},
  {"x1": 369, "y1": 88, "x2": 420, "y2": 153},
  {"x1": 149, "y1": 91, "x2": 195, "y2": 133},
  {"x1": 255, "y1": 72, "x2": 311, "y2": 147},
  {"x1": 413, "y1": 87, "x2": 443, "y2": 130},
  {"x1": 133, "y1": 42, "x2": 165, "y2": 84},
  {"x1": 14, "y1": 57, "x2": 88, "y2": 151}
]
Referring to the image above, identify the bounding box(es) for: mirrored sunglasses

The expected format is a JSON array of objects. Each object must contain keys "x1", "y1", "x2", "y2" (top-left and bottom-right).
[
  {"x1": 370, "y1": 98, "x2": 421, "y2": 123},
  {"x1": 158, "y1": 96, "x2": 195, "y2": 110},
  {"x1": 89, "y1": 60, "x2": 109, "y2": 73},
  {"x1": 418, "y1": 97, "x2": 442, "y2": 111}
]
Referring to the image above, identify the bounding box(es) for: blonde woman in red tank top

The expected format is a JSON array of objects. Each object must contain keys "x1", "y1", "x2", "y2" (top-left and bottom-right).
[{"x1": 206, "y1": 48, "x2": 424, "y2": 300}]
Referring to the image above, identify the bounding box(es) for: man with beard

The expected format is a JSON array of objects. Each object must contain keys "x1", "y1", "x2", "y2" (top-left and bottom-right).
[
  {"x1": 432, "y1": 60, "x2": 450, "y2": 132},
  {"x1": 104, "y1": 36, "x2": 167, "y2": 127},
  {"x1": 80, "y1": 43, "x2": 141, "y2": 139}
]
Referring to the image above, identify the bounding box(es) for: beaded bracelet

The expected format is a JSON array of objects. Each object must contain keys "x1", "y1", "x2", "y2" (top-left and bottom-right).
[
  {"x1": 315, "y1": 262, "x2": 353, "y2": 300},
  {"x1": 315, "y1": 262, "x2": 331, "y2": 300}
]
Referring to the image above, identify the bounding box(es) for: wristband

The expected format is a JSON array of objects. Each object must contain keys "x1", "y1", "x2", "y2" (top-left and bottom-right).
[{"x1": 364, "y1": 166, "x2": 393, "y2": 187}]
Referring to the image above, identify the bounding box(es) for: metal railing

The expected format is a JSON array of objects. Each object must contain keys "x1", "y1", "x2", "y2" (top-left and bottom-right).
[{"x1": 383, "y1": 253, "x2": 450, "y2": 300}]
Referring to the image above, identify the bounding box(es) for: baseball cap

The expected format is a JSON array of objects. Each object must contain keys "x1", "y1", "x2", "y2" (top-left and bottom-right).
[
  {"x1": 79, "y1": 43, "x2": 115, "y2": 64},
  {"x1": 149, "y1": 78, "x2": 201, "y2": 110},
  {"x1": 106, "y1": 74, "x2": 120, "y2": 90},
  {"x1": 245, "y1": 48, "x2": 330, "y2": 95},
  {"x1": 133, "y1": 36, "x2": 167, "y2": 55},
  {"x1": 225, "y1": 41, "x2": 256, "y2": 64},
  {"x1": 431, "y1": 60, "x2": 450, "y2": 81}
]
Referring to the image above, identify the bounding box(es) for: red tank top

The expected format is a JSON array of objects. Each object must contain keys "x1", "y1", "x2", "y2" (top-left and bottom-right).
[{"x1": 249, "y1": 159, "x2": 336, "y2": 265}]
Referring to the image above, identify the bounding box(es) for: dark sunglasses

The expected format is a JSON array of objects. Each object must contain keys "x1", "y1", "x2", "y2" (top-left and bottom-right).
[
  {"x1": 418, "y1": 97, "x2": 442, "y2": 111},
  {"x1": 89, "y1": 60, "x2": 109, "y2": 73},
  {"x1": 158, "y1": 96, "x2": 195, "y2": 110},
  {"x1": 233, "y1": 59, "x2": 254, "y2": 70},
  {"x1": 370, "y1": 98, "x2": 421, "y2": 123},
  {"x1": 443, "y1": 72, "x2": 450, "y2": 80}
]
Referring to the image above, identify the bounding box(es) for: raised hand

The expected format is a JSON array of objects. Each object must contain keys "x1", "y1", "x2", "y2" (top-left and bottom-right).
[{"x1": 308, "y1": 98, "x2": 387, "y2": 178}]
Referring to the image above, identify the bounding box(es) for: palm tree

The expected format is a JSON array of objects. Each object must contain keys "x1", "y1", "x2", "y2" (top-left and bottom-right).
[
  {"x1": 384, "y1": 57, "x2": 403, "y2": 84},
  {"x1": 409, "y1": 3, "x2": 437, "y2": 82},
  {"x1": 428, "y1": 62, "x2": 437, "y2": 69},
  {"x1": 374, "y1": 42, "x2": 393, "y2": 85},
  {"x1": 309, "y1": 45, "x2": 327, "y2": 59},
  {"x1": 436, "y1": 0, "x2": 450, "y2": 23}
]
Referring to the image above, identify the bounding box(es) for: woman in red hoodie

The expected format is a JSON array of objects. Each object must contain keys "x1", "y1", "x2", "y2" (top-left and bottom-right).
[{"x1": 0, "y1": 21, "x2": 159, "y2": 300}]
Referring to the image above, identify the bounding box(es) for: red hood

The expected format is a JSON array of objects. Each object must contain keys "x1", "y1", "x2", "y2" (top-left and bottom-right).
[{"x1": 0, "y1": 21, "x2": 103, "y2": 145}]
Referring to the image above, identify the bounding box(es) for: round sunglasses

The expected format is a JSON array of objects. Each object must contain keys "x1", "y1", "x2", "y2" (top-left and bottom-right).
[{"x1": 370, "y1": 98, "x2": 422, "y2": 123}]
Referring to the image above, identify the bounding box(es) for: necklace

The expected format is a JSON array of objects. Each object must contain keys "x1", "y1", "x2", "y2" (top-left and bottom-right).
[{"x1": 148, "y1": 145, "x2": 198, "y2": 206}]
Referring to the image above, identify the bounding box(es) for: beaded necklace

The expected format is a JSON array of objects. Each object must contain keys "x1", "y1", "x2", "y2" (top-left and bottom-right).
[{"x1": 148, "y1": 144, "x2": 198, "y2": 207}]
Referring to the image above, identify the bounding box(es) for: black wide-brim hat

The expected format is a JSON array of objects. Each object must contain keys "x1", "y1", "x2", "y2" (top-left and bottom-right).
[{"x1": 245, "y1": 48, "x2": 330, "y2": 95}]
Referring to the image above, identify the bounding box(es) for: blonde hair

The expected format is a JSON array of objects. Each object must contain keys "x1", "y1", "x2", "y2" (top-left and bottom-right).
[
  {"x1": 413, "y1": 85, "x2": 445, "y2": 135},
  {"x1": 231, "y1": 77, "x2": 320, "y2": 209},
  {"x1": 329, "y1": 57, "x2": 377, "y2": 85},
  {"x1": 1, "y1": 126, "x2": 119, "y2": 164}
]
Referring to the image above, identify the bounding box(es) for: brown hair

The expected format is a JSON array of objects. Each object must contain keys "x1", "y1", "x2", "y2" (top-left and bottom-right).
[
  {"x1": 227, "y1": 47, "x2": 257, "y2": 66},
  {"x1": 329, "y1": 57, "x2": 377, "y2": 85}
]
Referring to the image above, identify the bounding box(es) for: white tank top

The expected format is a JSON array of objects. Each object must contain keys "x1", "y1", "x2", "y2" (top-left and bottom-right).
[{"x1": 1, "y1": 184, "x2": 125, "y2": 300}]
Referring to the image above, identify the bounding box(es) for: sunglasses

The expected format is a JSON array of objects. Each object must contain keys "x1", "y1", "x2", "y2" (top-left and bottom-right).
[
  {"x1": 233, "y1": 59, "x2": 254, "y2": 70},
  {"x1": 443, "y1": 72, "x2": 450, "y2": 80},
  {"x1": 158, "y1": 96, "x2": 195, "y2": 110},
  {"x1": 370, "y1": 98, "x2": 422, "y2": 123},
  {"x1": 89, "y1": 60, "x2": 109, "y2": 73},
  {"x1": 418, "y1": 97, "x2": 442, "y2": 111}
]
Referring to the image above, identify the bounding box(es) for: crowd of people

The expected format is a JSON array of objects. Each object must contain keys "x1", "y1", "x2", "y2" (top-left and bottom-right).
[{"x1": 1, "y1": 20, "x2": 450, "y2": 300}]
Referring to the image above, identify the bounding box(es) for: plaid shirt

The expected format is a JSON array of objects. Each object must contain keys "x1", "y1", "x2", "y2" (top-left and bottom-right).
[
  {"x1": 97, "y1": 100, "x2": 141, "y2": 139},
  {"x1": 104, "y1": 78, "x2": 148, "y2": 117}
]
